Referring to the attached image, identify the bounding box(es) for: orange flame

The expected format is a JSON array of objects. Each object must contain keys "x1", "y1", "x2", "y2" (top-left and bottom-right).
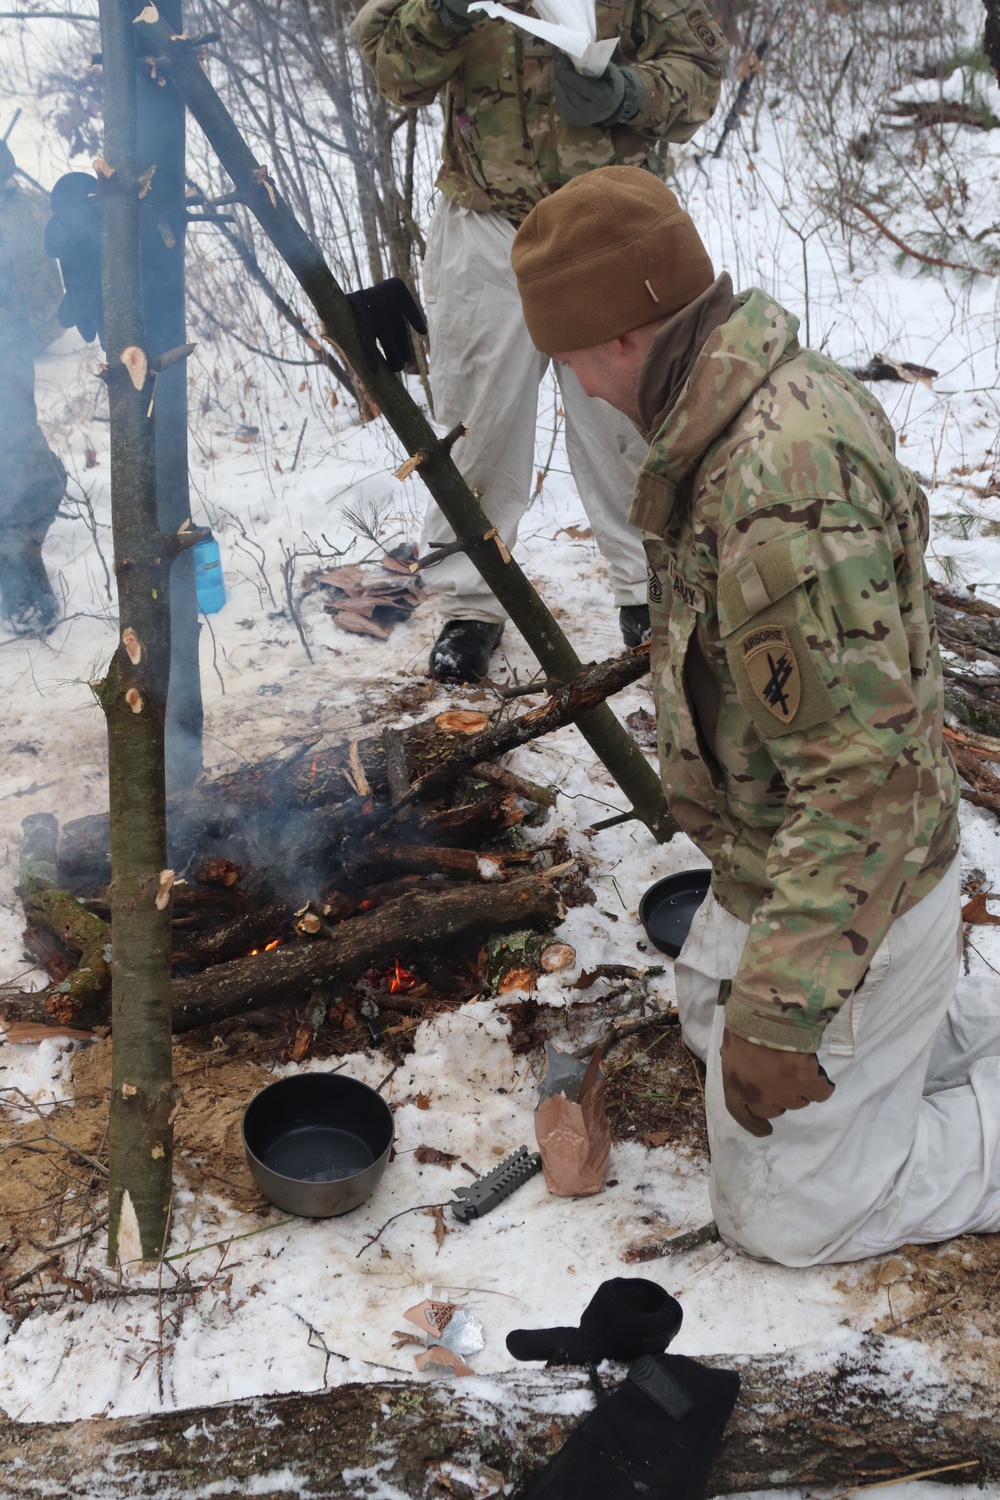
[
  {"x1": 387, "y1": 958, "x2": 418, "y2": 994},
  {"x1": 249, "y1": 938, "x2": 283, "y2": 957}
]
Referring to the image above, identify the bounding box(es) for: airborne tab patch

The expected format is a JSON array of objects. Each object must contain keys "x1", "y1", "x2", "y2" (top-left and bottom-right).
[
  {"x1": 738, "y1": 624, "x2": 801, "y2": 723},
  {"x1": 685, "y1": 4, "x2": 724, "y2": 51}
]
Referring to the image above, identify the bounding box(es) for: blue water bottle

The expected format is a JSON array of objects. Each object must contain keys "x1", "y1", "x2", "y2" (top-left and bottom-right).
[{"x1": 193, "y1": 534, "x2": 226, "y2": 614}]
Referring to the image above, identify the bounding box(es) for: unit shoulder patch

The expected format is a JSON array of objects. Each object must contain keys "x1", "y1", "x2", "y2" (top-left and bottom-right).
[{"x1": 738, "y1": 624, "x2": 801, "y2": 723}]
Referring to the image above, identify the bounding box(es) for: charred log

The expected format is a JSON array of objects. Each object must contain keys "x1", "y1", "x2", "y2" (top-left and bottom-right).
[{"x1": 170, "y1": 873, "x2": 564, "y2": 1032}]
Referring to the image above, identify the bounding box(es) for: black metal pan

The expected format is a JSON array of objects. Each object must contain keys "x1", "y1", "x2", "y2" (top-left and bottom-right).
[{"x1": 638, "y1": 869, "x2": 711, "y2": 958}]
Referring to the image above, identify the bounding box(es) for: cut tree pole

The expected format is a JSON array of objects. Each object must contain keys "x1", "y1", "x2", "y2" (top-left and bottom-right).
[
  {"x1": 0, "y1": 1335, "x2": 994, "y2": 1496},
  {"x1": 138, "y1": 0, "x2": 204, "y2": 791},
  {"x1": 95, "y1": 0, "x2": 180, "y2": 1263},
  {"x1": 132, "y1": 10, "x2": 675, "y2": 845}
]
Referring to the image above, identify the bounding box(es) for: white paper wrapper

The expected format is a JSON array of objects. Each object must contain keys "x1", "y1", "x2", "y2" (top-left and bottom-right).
[{"x1": 468, "y1": 0, "x2": 617, "y2": 74}]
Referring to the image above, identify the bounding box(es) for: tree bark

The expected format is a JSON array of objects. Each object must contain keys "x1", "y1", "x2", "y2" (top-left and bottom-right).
[
  {"x1": 131, "y1": 13, "x2": 673, "y2": 846},
  {"x1": 0, "y1": 1335, "x2": 995, "y2": 1497},
  {"x1": 139, "y1": 0, "x2": 204, "y2": 792},
  {"x1": 97, "y1": 0, "x2": 177, "y2": 1263}
]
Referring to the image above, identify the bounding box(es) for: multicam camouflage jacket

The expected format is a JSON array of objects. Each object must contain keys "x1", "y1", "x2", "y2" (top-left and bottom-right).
[
  {"x1": 632, "y1": 289, "x2": 960, "y2": 1053},
  {"x1": 350, "y1": 0, "x2": 727, "y2": 224}
]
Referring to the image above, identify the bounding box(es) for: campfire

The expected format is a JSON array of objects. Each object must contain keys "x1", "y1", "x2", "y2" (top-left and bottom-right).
[{"x1": 3, "y1": 688, "x2": 626, "y2": 1063}]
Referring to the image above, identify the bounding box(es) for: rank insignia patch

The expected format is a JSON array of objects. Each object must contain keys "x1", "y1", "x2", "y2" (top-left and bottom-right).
[
  {"x1": 647, "y1": 563, "x2": 663, "y2": 604},
  {"x1": 738, "y1": 624, "x2": 801, "y2": 723}
]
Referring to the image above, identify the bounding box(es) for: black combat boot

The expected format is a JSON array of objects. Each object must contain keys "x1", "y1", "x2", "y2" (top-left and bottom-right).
[
  {"x1": 620, "y1": 604, "x2": 651, "y2": 647},
  {"x1": 428, "y1": 619, "x2": 504, "y2": 682},
  {"x1": 0, "y1": 546, "x2": 59, "y2": 635}
]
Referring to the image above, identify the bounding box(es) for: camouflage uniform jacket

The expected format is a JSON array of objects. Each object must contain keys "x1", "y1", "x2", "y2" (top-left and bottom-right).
[
  {"x1": 350, "y1": 0, "x2": 727, "y2": 224},
  {"x1": 633, "y1": 289, "x2": 960, "y2": 1053}
]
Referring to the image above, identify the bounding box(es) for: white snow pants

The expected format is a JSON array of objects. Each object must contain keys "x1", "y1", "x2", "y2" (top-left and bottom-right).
[
  {"x1": 674, "y1": 857, "x2": 1000, "y2": 1265},
  {"x1": 420, "y1": 197, "x2": 649, "y2": 625}
]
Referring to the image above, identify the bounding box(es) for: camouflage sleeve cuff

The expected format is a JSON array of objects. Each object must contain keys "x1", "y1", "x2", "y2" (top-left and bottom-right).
[{"x1": 723, "y1": 992, "x2": 826, "y2": 1054}]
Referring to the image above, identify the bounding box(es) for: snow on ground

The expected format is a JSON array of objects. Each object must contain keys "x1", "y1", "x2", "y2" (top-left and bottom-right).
[{"x1": 1, "y1": 5, "x2": 999, "y2": 1496}]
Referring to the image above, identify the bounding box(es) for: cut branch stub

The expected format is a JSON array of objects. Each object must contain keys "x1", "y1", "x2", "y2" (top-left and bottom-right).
[
  {"x1": 121, "y1": 346, "x2": 150, "y2": 390},
  {"x1": 122, "y1": 627, "x2": 145, "y2": 665}
]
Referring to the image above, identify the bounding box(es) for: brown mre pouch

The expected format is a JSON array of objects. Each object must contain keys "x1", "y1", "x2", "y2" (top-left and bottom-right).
[{"x1": 534, "y1": 1043, "x2": 611, "y2": 1197}]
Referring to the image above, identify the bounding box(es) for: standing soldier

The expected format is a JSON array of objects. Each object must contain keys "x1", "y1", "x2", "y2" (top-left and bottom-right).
[
  {"x1": 351, "y1": 0, "x2": 728, "y2": 680},
  {"x1": 0, "y1": 140, "x2": 67, "y2": 635}
]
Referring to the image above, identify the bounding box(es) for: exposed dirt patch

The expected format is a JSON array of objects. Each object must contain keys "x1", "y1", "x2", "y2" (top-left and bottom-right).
[
  {"x1": 0, "y1": 1039, "x2": 276, "y2": 1300},
  {"x1": 605, "y1": 1022, "x2": 708, "y2": 1159},
  {"x1": 843, "y1": 1234, "x2": 1000, "y2": 1339}
]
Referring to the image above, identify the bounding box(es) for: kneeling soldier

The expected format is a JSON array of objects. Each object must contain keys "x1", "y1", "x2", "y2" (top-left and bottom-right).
[{"x1": 511, "y1": 165, "x2": 1000, "y2": 1266}]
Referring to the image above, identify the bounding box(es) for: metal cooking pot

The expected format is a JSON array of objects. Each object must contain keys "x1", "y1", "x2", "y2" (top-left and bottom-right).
[{"x1": 242, "y1": 1072, "x2": 394, "y2": 1217}]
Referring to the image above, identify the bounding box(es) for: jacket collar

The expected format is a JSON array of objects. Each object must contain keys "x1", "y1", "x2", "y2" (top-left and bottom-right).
[{"x1": 629, "y1": 287, "x2": 801, "y2": 533}]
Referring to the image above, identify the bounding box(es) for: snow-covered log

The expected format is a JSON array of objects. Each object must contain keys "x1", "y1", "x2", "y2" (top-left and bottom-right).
[{"x1": 0, "y1": 1335, "x2": 994, "y2": 1497}]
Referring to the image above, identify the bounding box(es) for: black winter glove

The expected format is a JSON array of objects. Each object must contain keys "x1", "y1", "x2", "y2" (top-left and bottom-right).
[
  {"x1": 428, "y1": 0, "x2": 477, "y2": 31},
  {"x1": 507, "y1": 1278, "x2": 682, "y2": 1366},
  {"x1": 346, "y1": 277, "x2": 427, "y2": 373},
  {"x1": 553, "y1": 53, "x2": 646, "y2": 127},
  {"x1": 44, "y1": 172, "x2": 104, "y2": 347}
]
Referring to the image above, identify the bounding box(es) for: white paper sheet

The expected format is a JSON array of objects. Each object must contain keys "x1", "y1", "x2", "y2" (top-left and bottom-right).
[{"x1": 467, "y1": 0, "x2": 617, "y2": 75}]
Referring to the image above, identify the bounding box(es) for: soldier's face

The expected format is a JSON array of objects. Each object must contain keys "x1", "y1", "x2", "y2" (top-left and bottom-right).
[{"x1": 552, "y1": 339, "x2": 642, "y2": 424}]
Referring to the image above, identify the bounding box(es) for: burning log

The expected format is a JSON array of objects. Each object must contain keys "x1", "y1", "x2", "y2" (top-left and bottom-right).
[
  {"x1": 171, "y1": 872, "x2": 565, "y2": 1033},
  {"x1": 1, "y1": 874, "x2": 565, "y2": 1035},
  {"x1": 55, "y1": 640, "x2": 660, "y2": 892}
]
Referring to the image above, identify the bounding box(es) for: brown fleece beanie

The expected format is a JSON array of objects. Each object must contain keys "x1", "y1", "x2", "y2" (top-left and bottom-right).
[{"x1": 512, "y1": 166, "x2": 715, "y2": 354}]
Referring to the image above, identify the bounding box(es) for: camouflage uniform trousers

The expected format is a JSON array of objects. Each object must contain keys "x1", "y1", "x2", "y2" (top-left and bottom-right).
[
  {"x1": 0, "y1": 333, "x2": 66, "y2": 552},
  {"x1": 675, "y1": 858, "x2": 1000, "y2": 1265},
  {"x1": 420, "y1": 197, "x2": 648, "y2": 624}
]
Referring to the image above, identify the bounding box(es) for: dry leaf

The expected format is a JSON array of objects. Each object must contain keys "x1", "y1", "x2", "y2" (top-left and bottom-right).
[
  {"x1": 290, "y1": 1024, "x2": 313, "y2": 1062},
  {"x1": 556, "y1": 524, "x2": 593, "y2": 541},
  {"x1": 416, "y1": 1092, "x2": 431, "y2": 1110},
  {"x1": 425, "y1": 1204, "x2": 449, "y2": 1251},
  {"x1": 414, "y1": 1145, "x2": 459, "y2": 1167},
  {"x1": 84, "y1": 447, "x2": 99, "y2": 469},
  {"x1": 133, "y1": 3, "x2": 159, "y2": 21},
  {"x1": 435, "y1": 710, "x2": 489, "y2": 735},
  {"x1": 540, "y1": 943, "x2": 576, "y2": 973},
  {"x1": 643, "y1": 1131, "x2": 670, "y2": 1149},
  {"x1": 497, "y1": 964, "x2": 539, "y2": 994},
  {"x1": 961, "y1": 892, "x2": 1000, "y2": 926}
]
